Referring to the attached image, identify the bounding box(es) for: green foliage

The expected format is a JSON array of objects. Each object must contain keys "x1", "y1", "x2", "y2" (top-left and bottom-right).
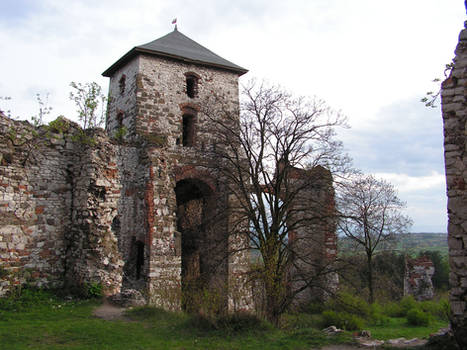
[
  {"x1": 47, "y1": 116, "x2": 70, "y2": 134},
  {"x1": 420, "y1": 298, "x2": 450, "y2": 321},
  {"x1": 0, "y1": 287, "x2": 60, "y2": 312},
  {"x1": 321, "y1": 310, "x2": 365, "y2": 331},
  {"x1": 324, "y1": 291, "x2": 371, "y2": 319},
  {"x1": 71, "y1": 129, "x2": 97, "y2": 146},
  {"x1": 400, "y1": 295, "x2": 418, "y2": 316},
  {"x1": 406, "y1": 308, "x2": 431, "y2": 326},
  {"x1": 83, "y1": 282, "x2": 103, "y2": 299},
  {"x1": 113, "y1": 126, "x2": 127, "y2": 141},
  {"x1": 69, "y1": 81, "x2": 106, "y2": 129}
]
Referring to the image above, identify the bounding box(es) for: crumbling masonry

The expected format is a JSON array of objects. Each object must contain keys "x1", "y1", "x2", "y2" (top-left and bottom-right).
[
  {"x1": 442, "y1": 20, "x2": 467, "y2": 348},
  {"x1": 0, "y1": 29, "x2": 337, "y2": 312}
]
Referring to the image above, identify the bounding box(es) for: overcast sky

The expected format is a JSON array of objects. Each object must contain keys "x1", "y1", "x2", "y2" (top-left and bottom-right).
[{"x1": 0, "y1": 0, "x2": 465, "y2": 232}]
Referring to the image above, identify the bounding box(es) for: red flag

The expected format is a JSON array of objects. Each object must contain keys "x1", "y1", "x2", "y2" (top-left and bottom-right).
[{"x1": 172, "y1": 18, "x2": 177, "y2": 24}]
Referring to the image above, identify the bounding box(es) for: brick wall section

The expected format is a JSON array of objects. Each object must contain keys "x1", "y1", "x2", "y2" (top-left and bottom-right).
[
  {"x1": 441, "y1": 20, "x2": 467, "y2": 348},
  {"x1": 403, "y1": 256, "x2": 434, "y2": 301}
]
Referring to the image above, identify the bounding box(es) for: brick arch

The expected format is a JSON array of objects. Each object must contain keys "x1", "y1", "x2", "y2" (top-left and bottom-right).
[{"x1": 174, "y1": 166, "x2": 217, "y2": 194}]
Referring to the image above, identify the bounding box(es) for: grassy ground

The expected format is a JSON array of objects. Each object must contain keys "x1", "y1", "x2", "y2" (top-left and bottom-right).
[
  {"x1": 0, "y1": 290, "x2": 353, "y2": 350},
  {"x1": 0, "y1": 289, "x2": 448, "y2": 350}
]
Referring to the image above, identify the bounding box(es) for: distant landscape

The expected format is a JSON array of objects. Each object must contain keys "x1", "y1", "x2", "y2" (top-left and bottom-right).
[
  {"x1": 398, "y1": 232, "x2": 448, "y2": 256},
  {"x1": 338, "y1": 232, "x2": 448, "y2": 256}
]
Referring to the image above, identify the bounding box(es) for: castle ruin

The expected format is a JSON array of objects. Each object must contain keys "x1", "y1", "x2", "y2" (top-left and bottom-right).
[{"x1": 0, "y1": 28, "x2": 336, "y2": 312}]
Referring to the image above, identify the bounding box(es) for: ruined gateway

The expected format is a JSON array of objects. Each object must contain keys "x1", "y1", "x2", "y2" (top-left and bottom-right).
[{"x1": 0, "y1": 29, "x2": 336, "y2": 312}]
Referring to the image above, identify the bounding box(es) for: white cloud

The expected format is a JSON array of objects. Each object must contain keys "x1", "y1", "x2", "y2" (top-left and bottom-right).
[{"x1": 0, "y1": 0, "x2": 462, "y2": 232}]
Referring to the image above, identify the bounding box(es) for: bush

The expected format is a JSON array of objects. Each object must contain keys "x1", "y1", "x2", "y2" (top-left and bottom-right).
[
  {"x1": 406, "y1": 308, "x2": 431, "y2": 326},
  {"x1": 324, "y1": 292, "x2": 371, "y2": 319},
  {"x1": 382, "y1": 301, "x2": 405, "y2": 317},
  {"x1": 321, "y1": 310, "x2": 365, "y2": 331},
  {"x1": 420, "y1": 298, "x2": 450, "y2": 321},
  {"x1": 368, "y1": 302, "x2": 390, "y2": 326},
  {"x1": 84, "y1": 282, "x2": 103, "y2": 298},
  {"x1": 400, "y1": 296, "x2": 419, "y2": 316}
]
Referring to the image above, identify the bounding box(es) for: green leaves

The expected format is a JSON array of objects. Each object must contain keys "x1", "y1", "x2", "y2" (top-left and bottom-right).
[{"x1": 69, "y1": 81, "x2": 107, "y2": 129}]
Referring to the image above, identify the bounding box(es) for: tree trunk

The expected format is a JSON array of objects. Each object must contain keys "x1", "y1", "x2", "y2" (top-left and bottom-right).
[{"x1": 367, "y1": 253, "x2": 374, "y2": 304}]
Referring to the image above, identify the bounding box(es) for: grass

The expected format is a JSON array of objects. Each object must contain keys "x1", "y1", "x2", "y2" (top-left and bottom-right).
[
  {"x1": 0, "y1": 289, "x2": 449, "y2": 349},
  {"x1": 366, "y1": 317, "x2": 447, "y2": 340},
  {"x1": 0, "y1": 289, "x2": 354, "y2": 350}
]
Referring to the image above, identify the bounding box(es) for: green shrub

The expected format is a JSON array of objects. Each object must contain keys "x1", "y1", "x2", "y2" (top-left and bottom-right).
[
  {"x1": 84, "y1": 282, "x2": 103, "y2": 298},
  {"x1": 280, "y1": 312, "x2": 321, "y2": 330},
  {"x1": 324, "y1": 292, "x2": 371, "y2": 319},
  {"x1": 369, "y1": 302, "x2": 391, "y2": 326},
  {"x1": 321, "y1": 310, "x2": 364, "y2": 331},
  {"x1": 382, "y1": 301, "x2": 405, "y2": 317},
  {"x1": 400, "y1": 295, "x2": 419, "y2": 316},
  {"x1": 406, "y1": 308, "x2": 431, "y2": 326},
  {"x1": 420, "y1": 298, "x2": 450, "y2": 321}
]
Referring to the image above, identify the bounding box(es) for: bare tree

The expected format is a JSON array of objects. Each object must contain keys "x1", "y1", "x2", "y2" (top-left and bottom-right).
[
  {"x1": 336, "y1": 174, "x2": 412, "y2": 303},
  {"x1": 203, "y1": 80, "x2": 351, "y2": 325}
]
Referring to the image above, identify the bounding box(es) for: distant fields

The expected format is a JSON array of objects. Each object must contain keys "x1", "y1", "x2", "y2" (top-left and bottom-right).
[{"x1": 338, "y1": 232, "x2": 448, "y2": 256}]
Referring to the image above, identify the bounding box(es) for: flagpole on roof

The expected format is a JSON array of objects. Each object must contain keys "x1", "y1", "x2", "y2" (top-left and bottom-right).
[{"x1": 172, "y1": 18, "x2": 177, "y2": 31}]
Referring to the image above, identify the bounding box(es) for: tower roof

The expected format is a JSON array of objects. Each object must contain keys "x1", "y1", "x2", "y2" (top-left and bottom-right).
[{"x1": 102, "y1": 28, "x2": 248, "y2": 77}]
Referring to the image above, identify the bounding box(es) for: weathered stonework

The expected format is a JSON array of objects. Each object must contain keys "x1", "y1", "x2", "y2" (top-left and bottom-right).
[
  {"x1": 287, "y1": 165, "x2": 338, "y2": 306},
  {"x1": 1, "y1": 29, "x2": 336, "y2": 314},
  {"x1": 441, "y1": 20, "x2": 467, "y2": 348},
  {"x1": 403, "y1": 256, "x2": 434, "y2": 301}
]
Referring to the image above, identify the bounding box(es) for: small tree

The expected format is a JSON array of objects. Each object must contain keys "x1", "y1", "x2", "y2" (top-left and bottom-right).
[
  {"x1": 69, "y1": 81, "x2": 106, "y2": 129},
  {"x1": 203, "y1": 80, "x2": 351, "y2": 325},
  {"x1": 337, "y1": 174, "x2": 412, "y2": 303}
]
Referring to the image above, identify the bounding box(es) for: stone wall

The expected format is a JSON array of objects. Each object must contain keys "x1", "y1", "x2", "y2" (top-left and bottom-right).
[
  {"x1": 403, "y1": 256, "x2": 434, "y2": 301},
  {"x1": 441, "y1": 20, "x2": 467, "y2": 348},
  {"x1": 0, "y1": 115, "x2": 125, "y2": 296},
  {"x1": 287, "y1": 165, "x2": 338, "y2": 306},
  {"x1": 0, "y1": 115, "x2": 73, "y2": 294}
]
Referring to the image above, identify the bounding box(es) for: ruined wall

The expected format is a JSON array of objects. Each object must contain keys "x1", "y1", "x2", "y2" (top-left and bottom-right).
[
  {"x1": 441, "y1": 20, "x2": 467, "y2": 348},
  {"x1": 403, "y1": 256, "x2": 434, "y2": 301},
  {"x1": 0, "y1": 115, "x2": 74, "y2": 294},
  {"x1": 287, "y1": 165, "x2": 338, "y2": 306},
  {"x1": 0, "y1": 115, "x2": 125, "y2": 296},
  {"x1": 65, "y1": 130, "x2": 124, "y2": 295}
]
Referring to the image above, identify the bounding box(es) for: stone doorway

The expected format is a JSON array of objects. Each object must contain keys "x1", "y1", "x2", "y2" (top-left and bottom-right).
[{"x1": 175, "y1": 178, "x2": 227, "y2": 313}]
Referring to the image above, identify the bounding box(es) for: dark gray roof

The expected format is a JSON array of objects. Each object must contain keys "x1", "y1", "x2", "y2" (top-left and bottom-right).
[{"x1": 103, "y1": 28, "x2": 248, "y2": 77}]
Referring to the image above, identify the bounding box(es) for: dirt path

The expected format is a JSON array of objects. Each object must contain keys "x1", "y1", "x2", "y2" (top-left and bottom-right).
[{"x1": 92, "y1": 300, "x2": 128, "y2": 321}]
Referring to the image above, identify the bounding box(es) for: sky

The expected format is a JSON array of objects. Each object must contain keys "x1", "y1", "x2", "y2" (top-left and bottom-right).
[{"x1": 0, "y1": 0, "x2": 465, "y2": 232}]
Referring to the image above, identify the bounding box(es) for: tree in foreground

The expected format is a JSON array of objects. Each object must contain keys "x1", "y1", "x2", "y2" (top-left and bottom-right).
[
  {"x1": 204, "y1": 80, "x2": 351, "y2": 325},
  {"x1": 336, "y1": 174, "x2": 412, "y2": 303}
]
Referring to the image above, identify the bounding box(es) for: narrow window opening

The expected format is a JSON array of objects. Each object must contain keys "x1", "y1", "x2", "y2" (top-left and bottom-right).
[
  {"x1": 116, "y1": 111, "x2": 124, "y2": 127},
  {"x1": 119, "y1": 74, "x2": 126, "y2": 95},
  {"x1": 136, "y1": 241, "x2": 145, "y2": 280},
  {"x1": 186, "y1": 75, "x2": 198, "y2": 98},
  {"x1": 182, "y1": 114, "x2": 195, "y2": 147}
]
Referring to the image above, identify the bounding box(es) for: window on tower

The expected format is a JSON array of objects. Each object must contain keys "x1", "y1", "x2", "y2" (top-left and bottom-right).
[
  {"x1": 182, "y1": 114, "x2": 195, "y2": 147},
  {"x1": 119, "y1": 74, "x2": 126, "y2": 95},
  {"x1": 185, "y1": 73, "x2": 199, "y2": 98}
]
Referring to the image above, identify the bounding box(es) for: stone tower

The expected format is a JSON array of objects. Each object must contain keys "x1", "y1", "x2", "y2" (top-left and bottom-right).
[{"x1": 102, "y1": 28, "x2": 251, "y2": 311}]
